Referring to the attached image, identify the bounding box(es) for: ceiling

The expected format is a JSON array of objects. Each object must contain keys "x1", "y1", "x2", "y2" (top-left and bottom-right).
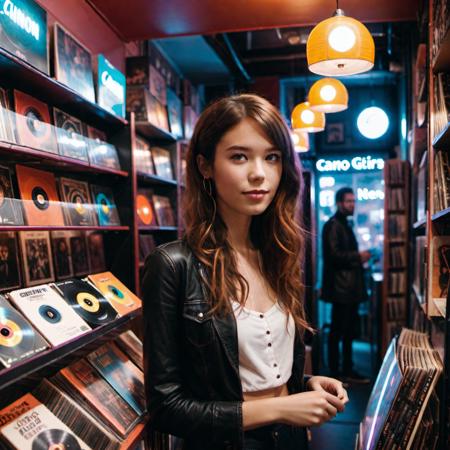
[{"x1": 87, "y1": 0, "x2": 420, "y2": 41}]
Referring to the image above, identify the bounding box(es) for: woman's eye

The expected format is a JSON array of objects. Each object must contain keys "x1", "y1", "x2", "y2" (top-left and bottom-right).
[
  {"x1": 231, "y1": 153, "x2": 247, "y2": 161},
  {"x1": 267, "y1": 153, "x2": 281, "y2": 162}
]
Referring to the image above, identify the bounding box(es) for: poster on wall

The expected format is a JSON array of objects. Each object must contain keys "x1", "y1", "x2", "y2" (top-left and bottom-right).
[{"x1": 0, "y1": 0, "x2": 48, "y2": 74}]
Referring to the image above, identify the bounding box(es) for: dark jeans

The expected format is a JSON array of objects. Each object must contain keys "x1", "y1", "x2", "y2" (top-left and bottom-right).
[
  {"x1": 243, "y1": 424, "x2": 308, "y2": 450},
  {"x1": 328, "y1": 302, "x2": 359, "y2": 374}
]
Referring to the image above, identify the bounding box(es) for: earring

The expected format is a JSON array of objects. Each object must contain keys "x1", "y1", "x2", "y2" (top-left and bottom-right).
[{"x1": 202, "y1": 177, "x2": 213, "y2": 197}]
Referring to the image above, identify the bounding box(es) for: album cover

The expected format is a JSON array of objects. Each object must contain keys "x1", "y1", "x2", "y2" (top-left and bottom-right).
[
  {"x1": 13, "y1": 90, "x2": 58, "y2": 153},
  {"x1": 0, "y1": 232, "x2": 21, "y2": 291},
  {"x1": 0, "y1": 295, "x2": 48, "y2": 369},
  {"x1": 19, "y1": 230, "x2": 55, "y2": 286},
  {"x1": 0, "y1": 393, "x2": 91, "y2": 450},
  {"x1": 87, "y1": 342, "x2": 146, "y2": 415},
  {"x1": 149, "y1": 64, "x2": 167, "y2": 105},
  {"x1": 429, "y1": 236, "x2": 450, "y2": 300},
  {"x1": 8, "y1": 284, "x2": 91, "y2": 347},
  {"x1": 86, "y1": 231, "x2": 106, "y2": 274},
  {"x1": 152, "y1": 195, "x2": 176, "y2": 227},
  {"x1": 54, "y1": 359, "x2": 139, "y2": 437},
  {"x1": 67, "y1": 231, "x2": 90, "y2": 276},
  {"x1": 0, "y1": 0, "x2": 49, "y2": 74},
  {"x1": 134, "y1": 136, "x2": 154, "y2": 175},
  {"x1": 53, "y1": 278, "x2": 118, "y2": 328},
  {"x1": 0, "y1": 165, "x2": 23, "y2": 225},
  {"x1": 53, "y1": 108, "x2": 89, "y2": 162},
  {"x1": 59, "y1": 177, "x2": 97, "y2": 226},
  {"x1": 33, "y1": 379, "x2": 123, "y2": 450},
  {"x1": 86, "y1": 126, "x2": 121, "y2": 170},
  {"x1": 184, "y1": 105, "x2": 198, "y2": 140},
  {"x1": 115, "y1": 330, "x2": 144, "y2": 371},
  {"x1": 125, "y1": 56, "x2": 149, "y2": 86},
  {"x1": 151, "y1": 147, "x2": 174, "y2": 180},
  {"x1": 87, "y1": 271, "x2": 142, "y2": 317},
  {"x1": 54, "y1": 23, "x2": 95, "y2": 103},
  {"x1": 90, "y1": 184, "x2": 121, "y2": 226},
  {"x1": 50, "y1": 231, "x2": 73, "y2": 280},
  {"x1": 16, "y1": 164, "x2": 65, "y2": 226},
  {"x1": 146, "y1": 91, "x2": 169, "y2": 130},
  {"x1": 167, "y1": 88, "x2": 184, "y2": 138},
  {"x1": 0, "y1": 87, "x2": 15, "y2": 143},
  {"x1": 136, "y1": 190, "x2": 157, "y2": 227},
  {"x1": 139, "y1": 234, "x2": 156, "y2": 263}
]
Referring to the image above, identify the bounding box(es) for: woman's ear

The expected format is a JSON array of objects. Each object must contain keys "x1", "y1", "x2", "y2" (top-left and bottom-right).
[{"x1": 196, "y1": 154, "x2": 212, "y2": 179}]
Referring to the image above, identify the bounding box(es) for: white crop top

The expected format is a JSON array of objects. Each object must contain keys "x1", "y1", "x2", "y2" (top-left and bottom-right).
[{"x1": 231, "y1": 300, "x2": 295, "y2": 392}]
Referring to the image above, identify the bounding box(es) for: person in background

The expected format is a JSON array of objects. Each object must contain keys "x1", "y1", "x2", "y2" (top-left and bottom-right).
[{"x1": 321, "y1": 187, "x2": 371, "y2": 384}]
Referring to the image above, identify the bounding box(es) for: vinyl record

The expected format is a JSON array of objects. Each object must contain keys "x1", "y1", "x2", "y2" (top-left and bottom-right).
[
  {"x1": 136, "y1": 194, "x2": 153, "y2": 225},
  {"x1": 38, "y1": 304, "x2": 62, "y2": 324},
  {"x1": 107, "y1": 285, "x2": 133, "y2": 306},
  {"x1": 96, "y1": 192, "x2": 111, "y2": 221},
  {"x1": 31, "y1": 428, "x2": 82, "y2": 450},
  {"x1": 69, "y1": 188, "x2": 88, "y2": 217},
  {"x1": 32, "y1": 186, "x2": 50, "y2": 211},
  {"x1": 61, "y1": 117, "x2": 81, "y2": 135},
  {"x1": 24, "y1": 106, "x2": 46, "y2": 138}
]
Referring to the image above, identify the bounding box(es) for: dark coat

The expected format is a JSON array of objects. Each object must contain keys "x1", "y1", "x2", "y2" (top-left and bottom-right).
[
  {"x1": 141, "y1": 239, "x2": 308, "y2": 450},
  {"x1": 321, "y1": 212, "x2": 368, "y2": 304}
]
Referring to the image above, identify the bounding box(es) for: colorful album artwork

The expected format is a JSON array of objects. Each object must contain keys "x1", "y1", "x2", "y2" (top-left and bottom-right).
[
  {"x1": 0, "y1": 165, "x2": 24, "y2": 225},
  {"x1": 134, "y1": 136, "x2": 154, "y2": 175},
  {"x1": 115, "y1": 330, "x2": 144, "y2": 371},
  {"x1": 136, "y1": 190, "x2": 157, "y2": 227},
  {"x1": 85, "y1": 231, "x2": 106, "y2": 274},
  {"x1": 50, "y1": 231, "x2": 73, "y2": 280},
  {"x1": 90, "y1": 184, "x2": 120, "y2": 226},
  {"x1": 16, "y1": 165, "x2": 65, "y2": 226},
  {"x1": 0, "y1": 0, "x2": 49, "y2": 74},
  {"x1": 59, "y1": 177, "x2": 97, "y2": 227},
  {"x1": 149, "y1": 64, "x2": 167, "y2": 105},
  {"x1": 0, "y1": 232, "x2": 21, "y2": 291},
  {"x1": 19, "y1": 230, "x2": 55, "y2": 286},
  {"x1": 53, "y1": 108, "x2": 89, "y2": 162},
  {"x1": 86, "y1": 126, "x2": 121, "y2": 170},
  {"x1": 126, "y1": 86, "x2": 148, "y2": 122},
  {"x1": 13, "y1": 90, "x2": 58, "y2": 154},
  {"x1": 67, "y1": 231, "x2": 90, "y2": 276},
  {"x1": 152, "y1": 195, "x2": 175, "y2": 227},
  {"x1": 145, "y1": 91, "x2": 169, "y2": 130},
  {"x1": 54, "y1": 23, "x2": 95, "y2": 103},
  {"x1": 167, "y1": 88, "x2": 184, "y2": 138},
  {"x1": 125, "y1": 56, "x2": 149, "y2": 86},
  {"x1": 0, "y1": 88, "x2": 15, "y2": 143},
  {"x1": 151, "y1": 147, "x2": 174, "y2": 180},
  {"x1": 184, "y1": 105, "x2": 198, "y2": 140}
]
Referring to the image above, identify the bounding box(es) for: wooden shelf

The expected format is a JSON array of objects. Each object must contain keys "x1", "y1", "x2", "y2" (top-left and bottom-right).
[
  {"x1": 432, "y1": 121, "x2": 450, "y2": 149},
  {"x1": 139, "y1": 226, "x2": 178, "y2": 232},
  {"x1": 413, "y1": 217, "x2": 427, "y2": 229},
  {"x1": 431, "y1": 206, "x2": 450, "y2": 222},
  {"x1": 0, "y1": 48, "x2": 127, "y2": 129},
  {"x1": 0, "y1": 310, "x2": 141, "y2": 394},
  {"x1": 0, "y1": 141, "x2": 128, "y2": 177},
  {"x1": 433, "y1": 26, "x2": 450, "y2": 72},
  {"x1": 0, "y1": 226, "x2": 130, "y2": 232},
  {"x1": 136, "y1": 122, "x2": 176, "y2": 141},
  {"x1": 137, "y1": 172, "x2": 178, "y2": 186}
]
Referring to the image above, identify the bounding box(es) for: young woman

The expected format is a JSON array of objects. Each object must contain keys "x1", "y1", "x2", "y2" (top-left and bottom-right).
[{"x1": 142, "y1": 94, "x2": 348, "y2": 450}]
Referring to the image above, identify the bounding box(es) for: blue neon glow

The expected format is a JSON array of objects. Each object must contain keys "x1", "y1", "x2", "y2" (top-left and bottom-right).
[{"x1": 357, "y1": 107, "x2": 389, "y2": 139}]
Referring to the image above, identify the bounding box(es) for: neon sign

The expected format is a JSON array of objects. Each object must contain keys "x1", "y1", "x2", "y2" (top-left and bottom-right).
[{"x1": 316, "y1": 155, "x2": 384, "y2": 172}]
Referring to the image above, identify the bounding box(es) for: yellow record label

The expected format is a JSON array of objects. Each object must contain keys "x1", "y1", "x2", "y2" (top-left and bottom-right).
[
  {"x1": 76, "y1": 292, "x2": 100, "y2": 313},
  {"x1": 101, "y1": 203, "x2": 110, "y2": 215},
  {"x1": 0, "y1": 319, "x2": 23, "y2": 347}
]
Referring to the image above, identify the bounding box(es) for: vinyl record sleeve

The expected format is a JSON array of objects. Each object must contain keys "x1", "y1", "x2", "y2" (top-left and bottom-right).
[
  {"x1": 0, "y1": 165, "x2": 24, "y2": 225},
  {"x1": 126, "y1": 86, "x2": 148, "y2": 122},
  {"x1": 59, "y1": 177, "x2": 97, "y2": 226},
  {"x1": 87, "y1": 271, "x2": 141, "y2": 316},
  {"x1": 53, "y1": 108, "x2": 89, "y2": 162},
  {"x1": 136, "y1": 190, "x2": 157, "y2": 226},
  {"x1": 0, "y1": 393, "x2": 91, "y2": 450},
  {"x1": 16, "y1": 164, "x2": 64, "y2": 226},
  {"x1": 149, "y1": 64, "x2": 167, "y2": 105},
  {"x1": 145, "y1": 91, "x2": 169, "y2": 130},
  {"x1": 85, "y1": 231, "x2": 106, "y2": 274},
  {"x1": 13, "y1": 90, "x2": 58, "y2": 153},
  {"x1": 0, "y1": 294, "x2": 48, "y2": 368},
  {"x1": 87, "y1": 342, "x2": 146, "y2": 415},
  {"x1": 151, "y1": 147, "x2": 174, "y2": 180},
  {"x1": 152, "y1": 195, "x2": 175, "y2": 227},
  {"x1": 53, "y1": 278, "x2": 118, "y2": 328},
  {"x1": 115, "y1": 330, "x2": 143, "y2": 371},
  {"x1": 134, "y1": 136, "x2": 154, "y2": 175},
  {"x1": 8, "y1": 284, "x2": 91, "y2": 347},
  {"x1": 56, "y1": 359, "x2": 139, "y2": 437},
  {"x1": 90, "y1": 184, "x2": 120, "y2": 226},
  {"x1": 53, "y1": 23, "x2": 95, "y2": 103},
  {"x1": 86, "y1": 126, "x2": 121, "y2": 170},
  {"x1": 50, "y1": 230, "x2": 73, "y2": 280},
  {"x1": 19, "y1": 230, "x2": 55, "y2": 286},
  {"x1": 0, "y1": 231, "x2": 21, "y2": 291},
  {"x1": 0, "y1": 87, "x2": 15, "y2": 143},
  {"x1": 66, "y1": 230, "x2": 90, "y2": 276},
  {"x1": 166, "y1": 88, "x2": 184, "y2": 139}
]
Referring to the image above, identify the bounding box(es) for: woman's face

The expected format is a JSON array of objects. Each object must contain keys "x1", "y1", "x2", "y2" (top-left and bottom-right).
[{"x1": 201, "y1": 117, "x2": 283, "y2": 219}]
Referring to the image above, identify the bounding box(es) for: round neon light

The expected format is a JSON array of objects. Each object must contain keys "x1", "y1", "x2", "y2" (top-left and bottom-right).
[
  {"x1": 357, "y1": 107, "x2": 389, "y2": 139},
  {"x1": 320, "y1": 85, "x2": 337, "y2": 102},
  {"x1": 300, "y1": 109, "x2": 315, "y2": 124},
  {"x1": 328, "y1": 25, "x2": 356, "y2": 52}
]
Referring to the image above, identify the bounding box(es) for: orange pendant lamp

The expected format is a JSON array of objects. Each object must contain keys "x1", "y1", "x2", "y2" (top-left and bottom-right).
[
  {"x1": 308, "y1": 77, "x2": 348, "y2": 113},
  {"x1": 291, "y1": 102, "x2": 325, "y2": 133},
  {"x1": 291, "y1": 130, "x2": 310, "y2": 153},
  {"x1": 307, "y1": 3, "x2": 374, "y2": 77}
]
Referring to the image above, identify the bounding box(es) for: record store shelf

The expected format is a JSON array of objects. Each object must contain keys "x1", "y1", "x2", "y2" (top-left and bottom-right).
[
  {"x1": 1, "y1": 225, "x2": 130, "y2": 232},
  {"x1": 0, "y1": 310, "x2": 141, "y2": 396},
  {"x1": 0, "y1": 48, "x2": 128, "y2": 129},
  {"x1": 137, "y1": 172, "x2": 178, "y2": 186},
  {"x1": 136, "y1": 122, "x2": 177, "y2": 141},
  {"x1": 432, "y1": 121, "x2": 450, "y2": 149},
  {"x1": 0, "y1": 142, "x2": 129, "y2": 177},
  {"x1": 431, "y1": 206, "x2": 450, "y2": 222},
  {"x1": 139, "y1": 226, "x2": 178, "y2": 232}
]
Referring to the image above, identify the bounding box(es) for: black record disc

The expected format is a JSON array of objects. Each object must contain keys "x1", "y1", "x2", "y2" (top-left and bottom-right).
[
  {"x1": 38, "y1": 305, "x2": 62, "y2": 324},
  {"x1": 24, "y1": 106, "x2": 46, "y2": 138},
  {"x1": 31, "y1": 428, "x2": 82, "y2": 450},
  {"x1": 31, "y1": 186, "x2": 50, "y2": 210}
]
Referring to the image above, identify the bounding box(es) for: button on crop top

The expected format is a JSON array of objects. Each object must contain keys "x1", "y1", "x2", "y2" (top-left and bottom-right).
[{"x1": 231, "y1": 300, "x2": 295, "y2": 392}]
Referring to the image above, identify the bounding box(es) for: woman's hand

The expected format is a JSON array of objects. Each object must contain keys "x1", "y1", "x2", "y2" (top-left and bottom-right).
[{"x1": 306, "y1": 376, "x2": 349, "y2": 404}]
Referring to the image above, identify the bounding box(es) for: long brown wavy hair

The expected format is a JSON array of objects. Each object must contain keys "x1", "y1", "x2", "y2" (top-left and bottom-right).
[{"x1": 183, "y1": 94, "x2": 309, "y2": 331}]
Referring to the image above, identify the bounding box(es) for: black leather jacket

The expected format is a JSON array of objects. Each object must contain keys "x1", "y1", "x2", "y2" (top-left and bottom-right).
[
  {"x1": 142, "y1": 239, "x2": 308, "y2": 450},
  {"x1": 321, "y1": 212, "x2": 368, "y2": 304}
]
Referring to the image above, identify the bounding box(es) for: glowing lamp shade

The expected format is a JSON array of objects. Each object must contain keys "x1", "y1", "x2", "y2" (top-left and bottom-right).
[
  {"x1": 307, "y1": 13, "x2": 374, "y2": 76},
  {"x1": 357, "y1": 106, "x2": 389, "y2": 139},
  {"x1": 308, "y1": 78, "x2": 348, "y2": 113},
  {"x1": 291, "y1": 130, "x2": 310, "y2": 153},
  {"x1": 291, "y1": 102, "x2": 325, "y2": 133}
]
